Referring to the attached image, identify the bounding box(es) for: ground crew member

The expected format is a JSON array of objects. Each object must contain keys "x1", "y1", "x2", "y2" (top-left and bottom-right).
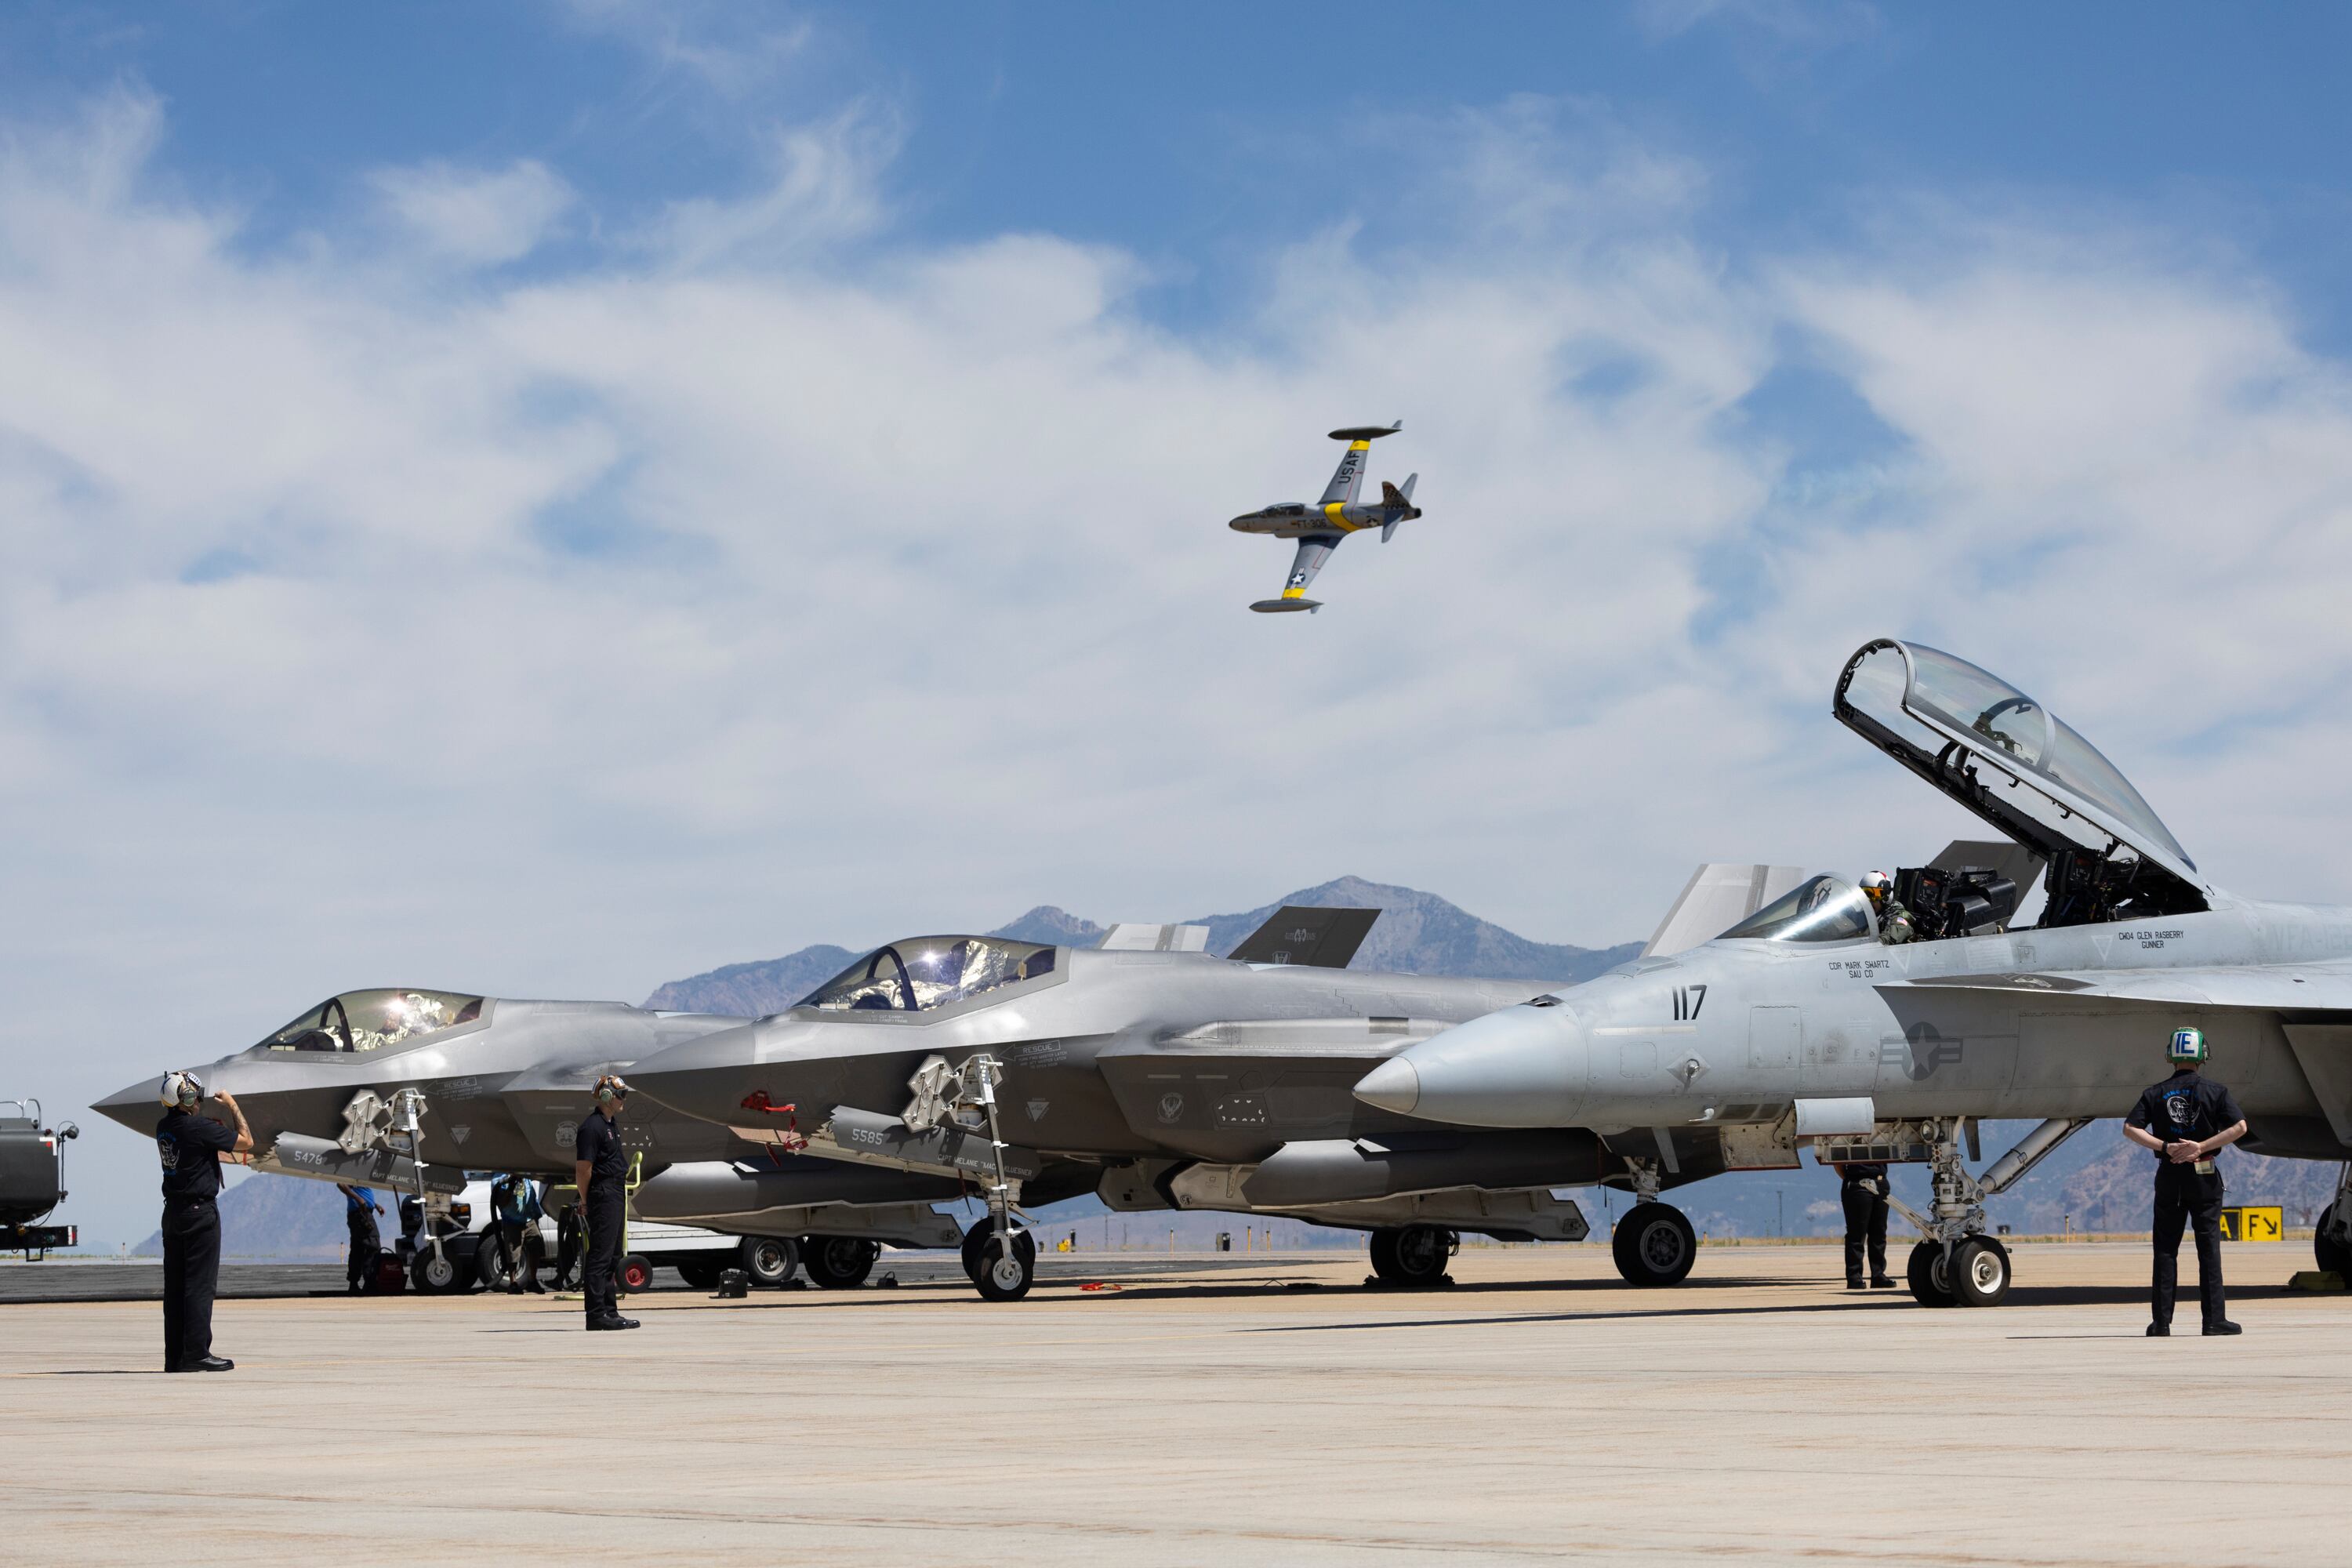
[
  {"x1": 574, "y1": 1076, "x2": 638, "y2": 1331},
  {"x1": 1839, "y1": 1161, "x2": 1895, "y2": 1290},
  {"x1": 337, "y1": 1181, "x2": 383, "y2": 1294},
  {"x1": 1860, "y1": 871, "x2": 1915, "y2": 944},
  {"x1": 2123, "y1": 1026, "x2": 2246, "y2": 1337},
  {"x1": 491, "y1": 1171, "x2": 546, "y2": 1294},
  {"x1": 155, "y1": 1070, "x2": 251, "y2": 1371}
]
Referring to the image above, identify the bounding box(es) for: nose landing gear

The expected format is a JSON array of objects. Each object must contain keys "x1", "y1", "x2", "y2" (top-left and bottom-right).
[
  {"x1": 1607, "y1": 1157, "x2": 1698, "y2": 1287},
  {"x1": 1889, "y1": 1117, "x2": 2082, "y2": 1308}
]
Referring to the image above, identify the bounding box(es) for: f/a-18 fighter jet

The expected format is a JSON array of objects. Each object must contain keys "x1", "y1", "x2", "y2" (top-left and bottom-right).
[
  {"x1": 1357, "y1": 637, "x2": 2352, "y2": 1308},
  {"x1": 626, "y1": 908, "x2": 1716, "y2": 1302},
  {"x1": 1229, "y1": 422, "x2": 1420, "y2": 613},
  {"x1": 92, "y1": 991, "x2": 961, "y2": 1292}
]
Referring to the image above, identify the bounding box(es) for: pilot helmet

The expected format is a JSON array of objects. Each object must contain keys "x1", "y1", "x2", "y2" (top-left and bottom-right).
[
  {"x1": 1860, "y1": 870, "x2": 1891, "y2": 900},
  {"x1": 159, "y1": 1069, "x2": 204, "y2": 1109},
  {"x1": 2167, "y1": 1026, "x2": 2208, "y2": 1065}
]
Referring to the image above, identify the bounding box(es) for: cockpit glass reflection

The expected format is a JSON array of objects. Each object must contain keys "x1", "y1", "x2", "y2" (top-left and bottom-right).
[
  {"x1": 797, "y1": 938, "x2": 1056, "y2": 1013},
  {"x1": 256, "y1": 989, "x2": 484, "y2": 1053},
  {"x1": 1718, "y1": 876, "x2": 1875, "y2": 943}
]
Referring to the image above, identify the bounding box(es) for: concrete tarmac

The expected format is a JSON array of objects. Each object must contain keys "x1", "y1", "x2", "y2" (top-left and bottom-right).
[{"x1": 5, "y1": 1242, "x2": 2344, "y2": 1566}]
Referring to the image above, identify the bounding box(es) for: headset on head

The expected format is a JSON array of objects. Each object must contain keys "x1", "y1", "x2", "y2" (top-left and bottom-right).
[
  {"x1": 159, "y1": 1069, "x2": 205, "y2": 1109},
  {"x1": 594, "y1": 1074, "x2": 631, "y2": 1106}
]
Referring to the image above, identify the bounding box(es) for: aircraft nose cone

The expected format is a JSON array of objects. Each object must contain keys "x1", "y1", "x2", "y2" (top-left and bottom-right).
[
  {"x1": 1354, "y1": 1004, "x2": 1588, "y2": 1127},
  {"x1": 93, "y1": 1076, "x2": 167, "y2": 1135},
  {"x1": 1353, "y1": 1058, "x2": 1421, "y2": 1116}
]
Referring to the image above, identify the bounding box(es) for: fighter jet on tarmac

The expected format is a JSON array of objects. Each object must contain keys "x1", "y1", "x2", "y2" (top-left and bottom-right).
[
  {"x1": 1229, "y1": 423, "x2": 1420, "y2": 613},
  {"x1": 92, "y1": 991, "x2": 960, "y2": 1292},
  {"x1": 629, "y1": 908, "x2": 1649, "y2": 1301},
  {"x1": 1356, "y1": 638, "x2": 2352, "y2": 1308}
]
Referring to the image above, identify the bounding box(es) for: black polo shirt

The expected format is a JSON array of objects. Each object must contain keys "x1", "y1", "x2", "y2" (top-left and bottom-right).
[
  {"x1": 156, "y1": 1109, "x2": 234, "y2": 1200},
  {"x1": 2126, "y1": 1069, "x2": 2245, "y2": 1171},
  {"x1": 575, "y1": 1110, "x2": 629, "y2": 1193}
]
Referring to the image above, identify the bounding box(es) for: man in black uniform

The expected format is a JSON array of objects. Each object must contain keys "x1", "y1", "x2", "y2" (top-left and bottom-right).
[
  {"x1": 337, "y1": 1182, "x2": 383, "y2": 1294},
  {"x1": 154, "y1": 1070, "x2": 252, "y2": 1371},
  {"x1": 2123, "y1": 1026, "x2": 2247, "y2": 1337},
  {"x1": 1839, "y1": 1160, "x2": 1896, "y2": 1290},
  {"x1": 573, "y1": 1075, "x2": 639, "y2": 1331}
]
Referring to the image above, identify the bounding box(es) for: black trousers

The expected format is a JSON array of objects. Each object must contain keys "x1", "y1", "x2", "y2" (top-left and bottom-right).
[
  {"x1": 2152, "y1": 1174, "x2": 2227, "y2": 1327},
  {"x1": 346, "y1": 1210, "x2": 380, "y2": 1288},
  {"x1": 499, "y1": 1219, "x2": 538, "y2": 1283},
  {"x1": 162, "y1": 1197, "x2": 221, "y2": 1368},
  {"x1": 583, "y1": 1187, "x2": 624, "y2": 1321},
  {"x1": 1842, "y1": 1182, "x2": 1889, "y2": 1282}
]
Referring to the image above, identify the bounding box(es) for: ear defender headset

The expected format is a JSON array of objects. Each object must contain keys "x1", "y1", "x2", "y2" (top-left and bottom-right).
[
  {"x1": 594, "y1": 1074, "x2": 630, "y2": 1105},
  {"x1": 158, "y1": 1070, "x2": 205, "y2": 1109},
  {"x1": 2168, "y1": 1026, "x2": 2209, "y2": 1065}
]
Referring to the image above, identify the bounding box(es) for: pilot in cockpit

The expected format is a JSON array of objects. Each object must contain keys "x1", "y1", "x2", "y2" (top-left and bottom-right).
[{"x1": 1860, "y1": 871, "x2": 1915, "y2": 945}]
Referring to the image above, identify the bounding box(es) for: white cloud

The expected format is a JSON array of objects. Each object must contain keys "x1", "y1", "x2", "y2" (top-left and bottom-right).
[
  {"x1": 372, "y1": 158, "x2": 575, "y2": 265},
  {"x1": 8, "y1": 88, "x2": 2352, "y2": 1247}
]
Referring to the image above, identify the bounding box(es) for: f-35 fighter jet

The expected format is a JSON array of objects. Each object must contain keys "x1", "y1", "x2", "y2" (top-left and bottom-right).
[
  {"x1": 629, "y1": 907, "x2": 1640, "y2": 1301},
  {"x1": 93, "y1": 990, "x2": 960, "y2": 1292},
  {"x1": 1358, "y1": 638, "x2": 2352, "y2": 1307},
  {"x1": 1229, "y1": 423, "x2": 1420, "y2": 613}
]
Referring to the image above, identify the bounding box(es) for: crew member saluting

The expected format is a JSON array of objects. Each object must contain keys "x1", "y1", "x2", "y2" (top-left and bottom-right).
[
  {"x1": 574, "y1": 1075, "x2": 638, "y2": 1331},
  {"x1": 155, "y1": 1070, "x2": 252, "y2": 1371},
  {"x1": 2123, "y1": 1027, "x2": 2247, "y2": 1337}
]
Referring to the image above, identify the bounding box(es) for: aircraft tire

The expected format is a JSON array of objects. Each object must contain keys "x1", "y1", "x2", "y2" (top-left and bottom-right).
[
  {"x1": 965, "y1": 1225, "x2": 1038, "y2": 1302},
  {"x1": 1906, "y1": 1240, "x2": 1956, "y2": 1308},
  {"x1": 412, "y1": 1247, "x2": 466, "y2": 1297},
  {"x1": 739, "y1": 1235, "x2": 799, "y2": 1287},
  {"x1": 801, "y1": 1236, "x2": 879, "y2": 1290},
  {"x1": 1610, "y1": 1203, "x2": 1696, "y2": 1287},
  {"x1": 2315, "y1": 1204, "x2": 2350, "y2": 1277},
  {"x1": 960, "y1": 1221, "x2": 1037, "y2": 1287},
  {"x1": 1368, "y1": 1225, "x2": 1456, "y2": 1287},
  {"x1": 675, "y1": 1257, "x2": 722, "y2": 1291},
  {"x1": 1948, "y1": 1236, "x2": 2011, "y2": 1308}
]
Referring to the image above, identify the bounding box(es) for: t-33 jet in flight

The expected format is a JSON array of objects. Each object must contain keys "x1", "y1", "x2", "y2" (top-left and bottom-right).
[
  {"x1": 1357, "y1": 637, "x2": 2352, "y2": 1308},
  {"x1": 1229, "y1": 422, "x2": 1420, "y2": 612}
]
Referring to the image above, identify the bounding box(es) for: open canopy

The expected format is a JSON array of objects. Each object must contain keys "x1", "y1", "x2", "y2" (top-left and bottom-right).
[{"x1": 1834, "y1": 640, "x2": 2208, "y2": 920}]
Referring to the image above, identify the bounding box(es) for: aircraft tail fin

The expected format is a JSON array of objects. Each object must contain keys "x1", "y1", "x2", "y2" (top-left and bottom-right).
[
  {"x1": 1380, "y1": 474, "x2": 1420, "y2": 542},
  {"x1": 1229, "y1": 906, "x2": 1381, "y2": 968},
  {"x1": 1642, "y1": 864, "x2": 1809, "y2": 957}
]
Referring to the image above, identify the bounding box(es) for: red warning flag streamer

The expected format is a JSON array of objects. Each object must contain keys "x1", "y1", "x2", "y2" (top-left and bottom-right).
[{"x1": 739, "y1": 1091, "x2": 808, "y2": 1157}]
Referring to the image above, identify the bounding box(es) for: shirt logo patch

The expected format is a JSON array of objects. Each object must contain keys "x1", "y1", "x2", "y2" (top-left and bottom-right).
[
  {"x1": 158, "y1": 1135, "x2": 179, "y2": 1171},
  {"x1": 2164, "y1": 1090, "x2": 2194, "y2": 1134}
]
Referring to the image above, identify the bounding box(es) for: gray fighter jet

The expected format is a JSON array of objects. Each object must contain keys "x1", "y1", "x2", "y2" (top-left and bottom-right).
[
  {"x1": 1356, "y1": 637, "x2": 2352, "y2": 1306},
  {"x1": 626, "y1": 909, "x2": 1703, "y2": 1302},
  {"x1": 93, "y1": 991, "x2": 961, "y2": 1291},
  {"x1": 1229, "y1": 423, "x2": 1420, "y2": 613}
]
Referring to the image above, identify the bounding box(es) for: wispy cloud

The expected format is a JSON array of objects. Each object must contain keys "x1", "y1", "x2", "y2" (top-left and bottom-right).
[{"x1": 371, "y1": 158, "x2": 576, "y2": 266}]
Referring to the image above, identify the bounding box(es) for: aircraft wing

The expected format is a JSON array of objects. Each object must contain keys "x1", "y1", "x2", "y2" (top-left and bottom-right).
[
  {"x1": 1881, "y1": 959, "x2": 2352, "y2": 1011},
  {"x1": 1250, "y1": 535, "x2": 1339, "y2": 613},
  {"x1": 1319, "y1": 441, "x2": 1372, "y2": 506},
  {"x1": 1229, "y1": 906, "x2": 1381, "y2": 967}
]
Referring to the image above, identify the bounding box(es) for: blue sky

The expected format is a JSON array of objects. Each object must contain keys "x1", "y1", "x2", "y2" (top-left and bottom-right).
[{"x1": 6, "y1": 2, "x2": 2352, "y2": 1245}]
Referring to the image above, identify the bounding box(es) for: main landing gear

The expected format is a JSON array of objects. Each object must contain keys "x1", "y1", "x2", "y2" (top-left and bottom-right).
[
  {"x1": 1610, "y1": 1158, "x2": 1697, "y2": 1287},
  {"x1": 1889, "y1": 1116, "x2": 2087, "y2": 1309},
  {"x1": 1367, "y1": 1225, "x2": 1456, "y2": 1287}
]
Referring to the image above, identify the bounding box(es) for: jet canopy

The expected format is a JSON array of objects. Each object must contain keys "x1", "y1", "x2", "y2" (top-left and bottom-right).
[
  {"x1": 1717, "y1": 875, "x2": 1875, "y2": 944},
  {"x1": 253, "y1": 989, "x2": 484, "y2": 1054},
  {"x1": 795, "y1": 937, "x2": 1057, "y2": 1015},
  {"x1": 1835, "y1": 639, "x2": 2208, "y2": 924}
]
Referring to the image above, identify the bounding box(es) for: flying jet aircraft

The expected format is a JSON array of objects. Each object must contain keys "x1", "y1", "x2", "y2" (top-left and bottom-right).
[
  {"x1": 1355, "y1": 637, "x2": 2352, "y2": 1307},
  {"x1": 93, "y1": 991, "x2": 960, "y2": 1292},
  {"x1": 623, "y1": 906, "x2": 1745, "y2": 1302},
  {"x1": 1229, "y1": 423, "x2": 1421, "y2": 613}
]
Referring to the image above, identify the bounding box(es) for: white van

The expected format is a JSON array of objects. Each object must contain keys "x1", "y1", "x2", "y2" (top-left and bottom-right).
[{"x1": 459, "y1": 1176, "x2": 806, "y2": 1293}]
